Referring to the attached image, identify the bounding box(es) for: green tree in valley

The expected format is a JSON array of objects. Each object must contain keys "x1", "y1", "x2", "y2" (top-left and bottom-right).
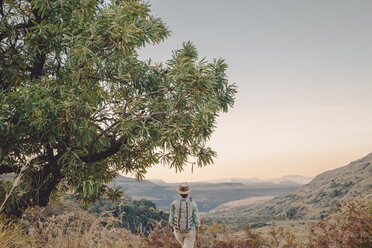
[
  {"x1": 88, "y1": 198, "x2": 169, "y2": 234},
  {"x1": 0, "y1": 0, "x2": 236, "y2": 217}
]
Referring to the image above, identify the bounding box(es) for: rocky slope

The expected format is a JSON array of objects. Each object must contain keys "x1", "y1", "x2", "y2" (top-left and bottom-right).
[{"x1": 207, "y1": 152, "x2": 372, "y2": 222}]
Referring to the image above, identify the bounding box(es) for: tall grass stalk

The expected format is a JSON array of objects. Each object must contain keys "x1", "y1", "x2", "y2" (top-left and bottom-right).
[{"x1": 0, "y1": 158, "x2": 31, "y2": 214}]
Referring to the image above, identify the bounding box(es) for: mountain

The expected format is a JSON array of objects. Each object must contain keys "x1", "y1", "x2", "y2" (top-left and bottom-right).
[
  {"x1": 206, "y1": 175, "x2": 313, "y2": 186},
  {"x1": 206, "y1": 177, "x2": 267, "y2": 185},
  {"x1": 270, "y1": 175, "x2": 313, "y2": 185},
  {"x1": 206, "y1": 152, "x2": 372, "y2": 223},
  {"x1": 112, "y1": 175, "x2": 298, "y2": 212},
  {"x1": 146, "y1": 179, "x2": 171, "y2": 186}
]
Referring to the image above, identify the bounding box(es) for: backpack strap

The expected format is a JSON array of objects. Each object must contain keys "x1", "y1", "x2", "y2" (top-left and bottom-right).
[
  {"x1": 177, "y1": 199, "x2": 182, "y2": 230},
  {"x1": 186, "y1": 200, "x2": 189, "y2": 230}
]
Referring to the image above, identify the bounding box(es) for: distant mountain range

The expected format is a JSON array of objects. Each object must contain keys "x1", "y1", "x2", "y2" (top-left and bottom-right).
[
  {"x1": 206, "y1": 152, "x2": 372, "y2": 224},
  {"x1": 112, "y1": 175, "x2": 300, "y2": 212},
  {"x1": 203, "y1": 175, "x2": 313, "y2": 186}
]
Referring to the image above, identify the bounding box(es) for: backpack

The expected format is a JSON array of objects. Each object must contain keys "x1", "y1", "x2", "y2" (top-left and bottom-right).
[{"x1": 174, "y1": 197, "x2": 194, "y2": 231}]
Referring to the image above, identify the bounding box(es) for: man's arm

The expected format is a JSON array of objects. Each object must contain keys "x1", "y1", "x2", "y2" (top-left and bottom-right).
[
  {"x1": 192, "y1": 201, "x2": 201, "y2": 228},
  {"x1": 169, "y1": 202, "x2": 175, "y2": 227},
  {"x1": 192, "y1": 201, "x2": 201, "y2": 241}
]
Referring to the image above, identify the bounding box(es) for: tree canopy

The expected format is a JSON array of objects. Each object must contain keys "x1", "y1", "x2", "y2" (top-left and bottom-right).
[
  {"x1": 0, "y1": 0, "x2": 236, "y2": 217},
  {"x1": 88, "y1": 197, "x2": 169, "y2": 235}
]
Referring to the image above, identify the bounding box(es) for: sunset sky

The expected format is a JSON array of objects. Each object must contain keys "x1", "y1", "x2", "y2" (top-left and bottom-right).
[{"x1": 135, "y1": 0, "x2": 372, "y2": 182}]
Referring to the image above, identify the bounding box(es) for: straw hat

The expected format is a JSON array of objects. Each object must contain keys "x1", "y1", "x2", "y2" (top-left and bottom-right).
[{"x1": 176, "y1": 182, "x2": 191, "y2": 194}]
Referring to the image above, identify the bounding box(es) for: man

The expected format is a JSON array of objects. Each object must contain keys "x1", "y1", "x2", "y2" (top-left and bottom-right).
[{"x1": 169, "y1": 182, "x2": 201, "y2": 248}]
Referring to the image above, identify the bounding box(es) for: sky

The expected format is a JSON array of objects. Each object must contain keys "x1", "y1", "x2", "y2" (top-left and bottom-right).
[{"x1": 134, "y1": 0, "x2": 372, "y2": 182}]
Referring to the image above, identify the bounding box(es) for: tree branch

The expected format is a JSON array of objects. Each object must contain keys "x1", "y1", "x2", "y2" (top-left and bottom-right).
[
  {"x1": 46, "y1": 146, "x2": 61, "y2": 179},
  {"x1": 0, "y1": 164, "x2": 21, "y2": 174},
  {"x1": 0, "y1": 158, "x2": 30, "y2": 214},
  {"x1": 130, "y1": 87, "x2": 170, "y2": 101},
  {"x1": 80, "y1": 136, "x2": 127, "y2": 163},
  {"x1": 14, "y1": 20, "x2": 34, "y2": 31},
  {"x1": 88, "y1": 121, "x2": 120, "y2": 154},
  {"x1": 0, "y1": 0, "x2": 3, "y2": 17},
  {"x1": 29, "y1": 6, "x2": 46, "y2": 80}
]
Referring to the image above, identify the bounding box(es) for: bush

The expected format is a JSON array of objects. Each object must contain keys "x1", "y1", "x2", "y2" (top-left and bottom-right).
[
  {"x1": 88, "y1": 198, "x2": 169, "y2": 235},
  {"x1": 305, "y1": 201, "x2": 372, "y2": 248}
]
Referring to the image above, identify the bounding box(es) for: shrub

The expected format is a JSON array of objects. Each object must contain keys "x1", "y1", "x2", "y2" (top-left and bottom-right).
[{"x1": 305, "y1": 201, "x2": 372, "y2": 248}]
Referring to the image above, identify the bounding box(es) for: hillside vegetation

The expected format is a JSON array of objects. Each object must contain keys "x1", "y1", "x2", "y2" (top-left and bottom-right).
[
  {"x1": 0, "y1": 193, "x2": 371, "y2": 248},
  {"x1": 88, "y1": 197, "x2": 169, "y2": 234},
  {"x1": 206, "y1": 153, "x2": 372, "y2": 228},
  {"x1": 2, "y1": 195, "x2": 170, "y2": 238}
]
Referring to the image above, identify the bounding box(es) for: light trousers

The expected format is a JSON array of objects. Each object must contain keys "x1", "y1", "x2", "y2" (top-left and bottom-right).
[{"x1": 174, "y1": 229, "x2": 196, "y2": 248}]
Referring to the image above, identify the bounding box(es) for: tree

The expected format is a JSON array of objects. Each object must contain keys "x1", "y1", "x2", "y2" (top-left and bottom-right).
[
  {"x1": 88, "y1": 198, "x2": 170, "y2": 234},
  {"x1": 0, "y1": 0, "x2": 236, "y2": 217}
]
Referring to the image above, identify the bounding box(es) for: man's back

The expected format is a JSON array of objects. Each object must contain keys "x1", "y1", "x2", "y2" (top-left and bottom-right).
[
  {"x1": 169, "y1": 183, "x2": 200, "y2": 248},
  {"x1": 170, "y1": 197, "x2": 199, "y2": 231}
]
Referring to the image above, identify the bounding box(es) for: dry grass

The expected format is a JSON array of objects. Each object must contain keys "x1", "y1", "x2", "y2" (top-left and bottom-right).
[
  {"x1": 30, "y1": 212, "x2": 142, "y2": 248},
  {"x1": 253, "y1": 220, "x2": 317, "y2": 242},
  {"x1": 0, "y1": 217, "x2": 30, "y2": 248},
  {"x1": 1, "y1": 207, "x2": 144, "y2": 248},
  {"x1": 0, "y1": 195, "x2": 371, "y2": 248}
]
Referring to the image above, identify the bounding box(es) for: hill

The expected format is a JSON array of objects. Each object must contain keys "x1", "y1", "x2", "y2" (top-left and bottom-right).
[
  {"x1": 206, "y1": 175, "x2": 313, "y2": 186},
  {"x1": 111, "y1": 176, "x2": 298, "y2": 212},
  {"x1": 206, "y1": 152, "x2": 372, "y2": 224}
]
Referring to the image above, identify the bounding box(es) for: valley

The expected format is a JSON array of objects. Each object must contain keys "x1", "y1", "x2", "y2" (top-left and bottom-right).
[
  {"x1": 114, "y1": 153, "x2": 372, "y2": 231},
  {"x1": 112, "y1": 176, "x2": 300, "y2": 212},
  {"x1": 203, "y1": 153, "x2": 372, "y2": 230}
]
